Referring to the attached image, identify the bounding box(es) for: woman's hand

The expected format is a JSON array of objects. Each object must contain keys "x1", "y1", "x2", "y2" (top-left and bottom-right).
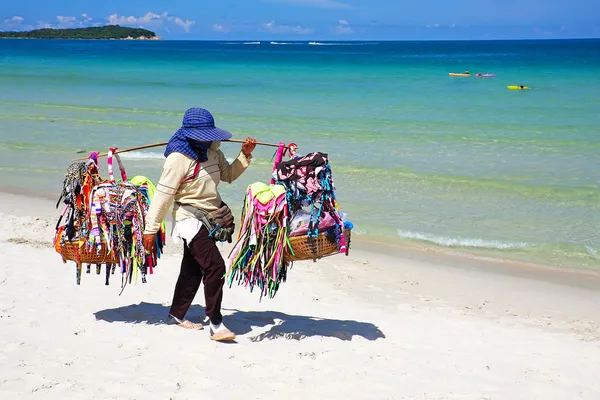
[
  {"x1": 143, "y1": 233, "x2": 156, "y2": 254},
  {"x1": 242, "y1": 137, "x2": 257, "y2": 157}
]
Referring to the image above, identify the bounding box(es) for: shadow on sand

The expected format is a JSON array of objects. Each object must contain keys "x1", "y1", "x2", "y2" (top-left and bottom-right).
[{"x1": 94, "y1": 302, "x2": 385, "y2": 342}]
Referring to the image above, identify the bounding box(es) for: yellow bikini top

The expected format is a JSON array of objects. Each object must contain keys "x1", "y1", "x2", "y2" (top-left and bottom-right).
[{"x1": 248, "y1": 182, "x2": 286, "y2": 206}]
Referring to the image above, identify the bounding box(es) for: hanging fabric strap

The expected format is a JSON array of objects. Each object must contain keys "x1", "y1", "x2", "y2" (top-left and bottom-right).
[
  {"x1": 89, "y1": 151, "x2": 99, "y2": 166},
  {"x1": 107, "y1": 148, "x2": 127, "y2": 183},
  {"x1": 287, "y1": 143, "x2": 298, "y2": 158},
  {"x1": 270, "y1": 142, "x2": 286, "y2": 185}
]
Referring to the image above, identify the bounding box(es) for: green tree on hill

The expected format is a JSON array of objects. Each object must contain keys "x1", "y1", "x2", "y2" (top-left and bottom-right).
[{"x1": 0, "y1": 25, "x2": 158, "y2": 39}]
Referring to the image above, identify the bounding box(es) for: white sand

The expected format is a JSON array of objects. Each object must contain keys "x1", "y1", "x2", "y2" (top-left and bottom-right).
[{"x1": 1, "y1": 191, "x2": 600, "y2": 399}]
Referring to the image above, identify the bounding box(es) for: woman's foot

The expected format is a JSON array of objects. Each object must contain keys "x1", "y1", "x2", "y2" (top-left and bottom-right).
[
  {"x1": 166, "y1": 314, "x2": 204, "y2": 330},
  {"x1": 209, "y1": 322, "x2": 236, "y2": 342}
]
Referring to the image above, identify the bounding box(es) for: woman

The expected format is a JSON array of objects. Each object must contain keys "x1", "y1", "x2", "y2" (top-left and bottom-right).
[{"x1": 142, "y1": 107, "x2": 256, "y2": 342}]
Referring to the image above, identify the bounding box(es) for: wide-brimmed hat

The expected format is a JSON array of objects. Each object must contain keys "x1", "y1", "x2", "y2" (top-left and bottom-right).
[{"x1": 175, "y1": 107, "x2": 232, "y2": 142}]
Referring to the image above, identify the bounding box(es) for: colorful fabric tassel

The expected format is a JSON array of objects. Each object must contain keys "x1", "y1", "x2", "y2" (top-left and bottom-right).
[
  {"x1": 54, "y1": 154, "x2": 166, "y2": 289},
  {"x1": 227, "y1": 182, "x2": 291, "y2": 299}
]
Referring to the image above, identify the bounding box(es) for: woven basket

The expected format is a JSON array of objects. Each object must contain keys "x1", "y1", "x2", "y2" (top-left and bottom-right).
[
  {"x1": 59, "y1": 241, "x2": 120, "y2": 265},
  {"x1": 58, "y1": 241, "x2": 120, "y2": 285},
  {"x1": 285, "y1": 229, "x2": 351, "y2": 263}
]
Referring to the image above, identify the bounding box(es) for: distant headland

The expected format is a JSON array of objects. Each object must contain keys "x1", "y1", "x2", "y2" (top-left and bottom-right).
[{"x1": 0, "y1": 25, "x2": 161, "y2": 40}]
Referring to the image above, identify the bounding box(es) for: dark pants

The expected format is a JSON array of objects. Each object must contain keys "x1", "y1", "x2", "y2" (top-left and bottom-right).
[{"x1": 168, "y1": 226, "x2": 225, "y2": 325}]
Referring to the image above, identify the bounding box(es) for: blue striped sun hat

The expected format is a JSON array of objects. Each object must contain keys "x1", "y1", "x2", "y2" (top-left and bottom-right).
[{"x1": 175, "y1": 107, "x2": 232, "y2": 142}]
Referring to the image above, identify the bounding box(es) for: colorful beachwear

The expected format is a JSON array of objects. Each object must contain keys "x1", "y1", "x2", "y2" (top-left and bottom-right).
[
  {"x1": 274, "y1": 152, "x2": 346, "y2": 253},
  {"x1": 227, "y1": 182, "x2": 291, "y2": 299}
]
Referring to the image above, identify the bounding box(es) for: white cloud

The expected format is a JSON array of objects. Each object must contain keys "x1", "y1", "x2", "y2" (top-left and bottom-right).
[
  {"x1": 4, "y1": 16, "x2": 24, "y2": 24},
  {"x1": 106, "y1": 12, "x2": 195, "y2": 33},
  {"x1": 261, "y1": 20, "x2": 314, "y2": 35},
  {"x1": 335, "y1": 19, "x2": 353, "y2": 34},
  {"x1": 1, "y1": 16, "x2": 29, "y2": 31},
  {"x1": 56, "y1": 16, "x2": 78, "y2": 27},
  {"x1": 23, "y1": 11, "x2": 191, "y2": 35},
  {"x1": 57, "y1": 16, "x2": 76, "y2": 22},
  {"x1": 107, "y1": 12, "x2": 167, "y2": 27},
  {"x1": 173, "y1": 17, "x2": 195, "y2": 32},
  {"x1": 31, "y1": 14, "x2": 97, "y2": 30},
  {"x1": 264, "y1": 0, "x2": 352, "y2": 9},
  {"x1": 108, "y1": 14, "x2": 138, "y2": 25},
  {"x1": 212, "y1": 24, "x2": 230, "y2": 33},
  {"x1": 425, "y1": 23, "x2": 440, "y2": 29},
  {"x1": 139, "y1": 12, "x2": 168, "y2": 26},
  {"x1": 36, "y1": 22, "x2": 54, "y2": 29}
]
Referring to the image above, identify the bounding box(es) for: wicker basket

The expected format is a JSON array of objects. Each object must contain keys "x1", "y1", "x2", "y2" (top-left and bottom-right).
[
  {"x1": 59, "y1": 241, "x2": 119, "y2": 264},
  {"x1": 59, "y1": 241, "x2": 120, "y2": 285},
  {"x1": 285, "y1": 229, "x2": 351, "y2": 263}
]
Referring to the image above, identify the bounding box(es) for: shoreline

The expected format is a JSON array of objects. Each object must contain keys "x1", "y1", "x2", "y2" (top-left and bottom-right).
[
  {"x1": 354, "y1": 236, "x2": 600, "y2": 291},
  {"x1": 2, "y1": 188, "x2": 599, "y2": 290},
  {"x1": 2, "y1": 189, "x2": 600, "y2": 398},
  {"x1": 2, "y1": 152, "x2": 596, "y2": 271}
]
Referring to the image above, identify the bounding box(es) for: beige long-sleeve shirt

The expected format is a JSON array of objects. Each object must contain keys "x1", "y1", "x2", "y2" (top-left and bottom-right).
[{"x1": 143, "y1": 144, "x2": 251, "y2": 235}]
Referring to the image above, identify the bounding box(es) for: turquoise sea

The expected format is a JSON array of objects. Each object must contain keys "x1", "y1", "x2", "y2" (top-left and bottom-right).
[{"x1": 0, "y1": 39, "x2": 598, "y2": 268}]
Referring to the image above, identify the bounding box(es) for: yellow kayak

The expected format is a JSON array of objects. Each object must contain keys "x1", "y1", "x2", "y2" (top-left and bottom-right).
[
  {"x1": 507, "y1": 85, "x2": 529, "y2": 90},
  {"x1": 449, "y1": 73, "x2": 470, "y2": 77}
]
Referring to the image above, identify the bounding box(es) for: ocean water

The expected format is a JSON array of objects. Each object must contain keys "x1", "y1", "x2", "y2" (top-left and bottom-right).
[{"x1": 0, "y1": 39, "x2": 599, "y2": 268}]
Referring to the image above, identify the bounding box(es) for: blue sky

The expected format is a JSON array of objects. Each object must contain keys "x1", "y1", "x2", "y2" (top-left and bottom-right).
[{"x1": 1, "y1": 0, "x2": 599, "y2": 40}]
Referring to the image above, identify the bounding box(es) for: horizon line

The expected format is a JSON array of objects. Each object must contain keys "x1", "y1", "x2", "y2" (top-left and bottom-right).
[{"x1": 156, "y1": 37, "x2": 600, "y2": 41}]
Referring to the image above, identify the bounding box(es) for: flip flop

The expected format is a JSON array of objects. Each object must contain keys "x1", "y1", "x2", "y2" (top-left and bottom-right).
[
  {"x1": 210, "y1": 328, "x2": 236, "y2": 342},
  {"x1": 166, "y1": 314, "x2": 204, "y2": 330}
]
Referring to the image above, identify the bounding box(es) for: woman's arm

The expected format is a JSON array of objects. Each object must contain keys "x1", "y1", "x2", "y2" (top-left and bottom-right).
[
  {"x1": 219, "y1": 137, "x2": 257, "y2": 183},
  {"x1": 143, "y1": 153, "x2": 190, "y2": 235}
]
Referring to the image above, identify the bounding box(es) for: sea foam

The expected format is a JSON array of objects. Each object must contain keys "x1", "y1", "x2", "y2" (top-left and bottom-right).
[{"x1": 397, "y1": 229, "x2": 527, "y2": 250}]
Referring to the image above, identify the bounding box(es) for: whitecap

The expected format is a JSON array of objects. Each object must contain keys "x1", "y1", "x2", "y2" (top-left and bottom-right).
[
  {"x1": 119, "y1": 151, "x2": 164, "y2": 160},
  {"x1": 397, "y1": 229, "x2": 527, "y2": 250}
]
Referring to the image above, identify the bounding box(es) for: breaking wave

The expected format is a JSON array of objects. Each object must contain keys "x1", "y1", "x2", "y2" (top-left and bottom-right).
[
  {"x1": 119, "y1": 151, "x2": 164, "y2": 160},
  {"x1": 397, "y1": 229, "x2": 528, "y2": 250}
]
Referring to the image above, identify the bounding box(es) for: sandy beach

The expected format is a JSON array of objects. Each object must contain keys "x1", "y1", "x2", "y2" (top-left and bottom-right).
[{"x1": 1, "y1": 190, "x2": 600, "y2": 400}]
